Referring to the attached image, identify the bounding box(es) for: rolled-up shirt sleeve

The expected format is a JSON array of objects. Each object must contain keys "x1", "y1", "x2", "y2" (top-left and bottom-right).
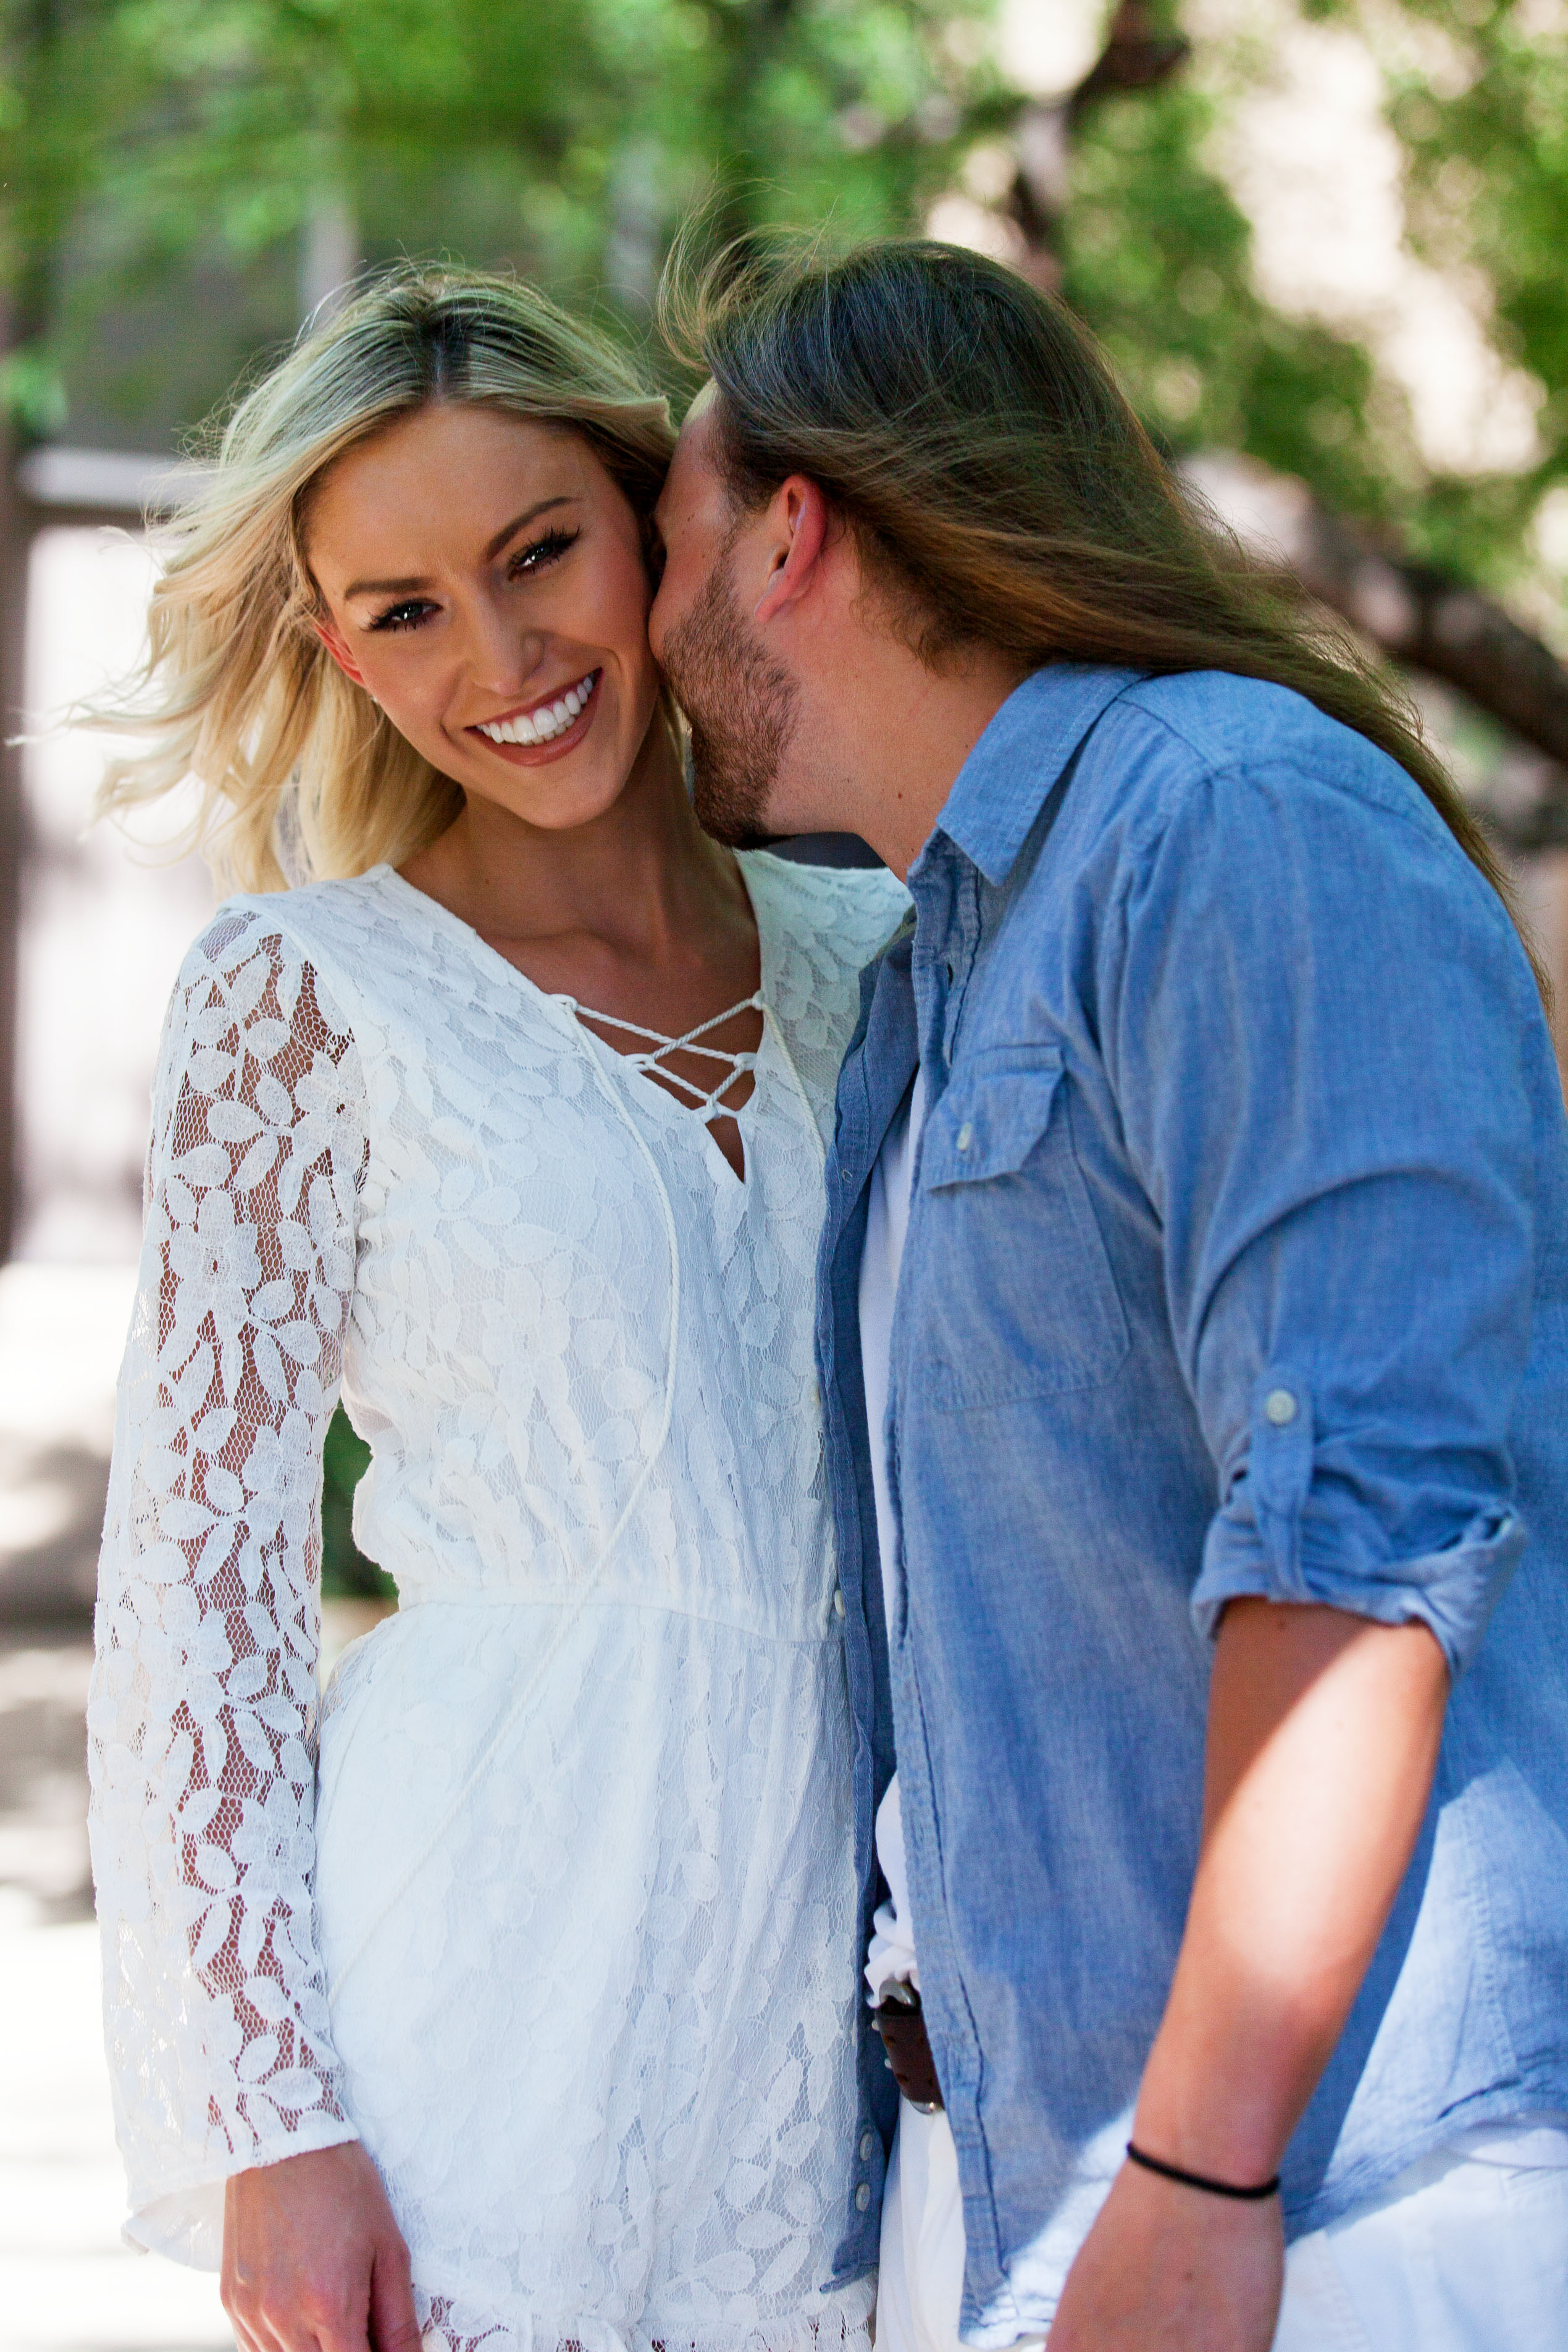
[{"x1": 1105, "y1": 755, "x2": 1539, "y2": 1676}]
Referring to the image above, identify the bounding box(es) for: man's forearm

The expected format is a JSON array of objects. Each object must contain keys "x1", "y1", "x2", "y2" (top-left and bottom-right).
[{"x1": 1133, "y1": 1597, "x2": 1450, "y2": 2185}]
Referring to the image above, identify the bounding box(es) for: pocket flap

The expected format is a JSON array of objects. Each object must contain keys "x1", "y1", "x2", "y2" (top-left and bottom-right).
[{"x1": 923, "y1": 1052, "x2": 1065, "y2": 1189}]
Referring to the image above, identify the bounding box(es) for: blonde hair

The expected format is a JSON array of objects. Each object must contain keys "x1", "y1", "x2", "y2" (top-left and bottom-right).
[{"x1": 94, "y1": 266, "x2": 676, "y2": 891}]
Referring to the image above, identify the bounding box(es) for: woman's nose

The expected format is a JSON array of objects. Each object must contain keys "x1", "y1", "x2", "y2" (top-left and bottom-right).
[{"x1": 466, "y1": 596, "x2": 539, "y2": 695}]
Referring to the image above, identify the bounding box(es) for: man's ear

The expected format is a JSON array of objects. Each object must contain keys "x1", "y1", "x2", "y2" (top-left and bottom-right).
[
  {"x1": 314, "y1": 614, "x2": 368, "y2": 689},
  {"x1": 753, "y1": 477, "x2": 833, "y2": 628}
]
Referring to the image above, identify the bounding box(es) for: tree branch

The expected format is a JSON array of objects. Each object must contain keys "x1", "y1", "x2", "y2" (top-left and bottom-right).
[
  {"x1": 1007, "y1": 2, "x2": 1190, "y2": 287},
  {"x1": 1068, "y1": 2, "x2": 1189, "y2": 115},
  {"x1": 1184, "y1": 452, "x2": 1568, "y2": 850}
]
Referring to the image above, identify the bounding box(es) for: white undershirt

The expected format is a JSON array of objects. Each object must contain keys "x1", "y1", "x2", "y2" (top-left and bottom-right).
[{"x1": 858, "y1": 1069, "x2": 927, "y2": 2006}]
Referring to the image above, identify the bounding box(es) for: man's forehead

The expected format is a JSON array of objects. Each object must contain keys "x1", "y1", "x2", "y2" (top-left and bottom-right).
[
  {"x1": 659, "y1": 388, "x2": 725, "y2": 516},
  {"x1": 674, "y1": 387, "x2": 720, "y2": 472}
]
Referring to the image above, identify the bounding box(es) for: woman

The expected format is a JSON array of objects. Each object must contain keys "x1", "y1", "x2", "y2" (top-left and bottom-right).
[{"x1": 86, "y1": 267, "x2": 907, "y2": 2352}]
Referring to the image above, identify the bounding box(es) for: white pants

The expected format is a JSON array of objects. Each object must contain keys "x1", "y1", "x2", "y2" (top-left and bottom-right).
[{"x1": 876, "y1": 2102, "x2": 1568, "y2": 2352}]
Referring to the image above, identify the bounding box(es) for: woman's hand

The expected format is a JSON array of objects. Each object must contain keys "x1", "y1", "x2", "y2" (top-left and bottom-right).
[{"x1": 222, "y1": 2141, "x2": 421, "y2": 2352}]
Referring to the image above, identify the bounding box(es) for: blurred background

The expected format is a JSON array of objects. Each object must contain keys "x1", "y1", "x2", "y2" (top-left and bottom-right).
[{"x1": 2, "y1": 1, "x2": 1567, "y2": 2343}]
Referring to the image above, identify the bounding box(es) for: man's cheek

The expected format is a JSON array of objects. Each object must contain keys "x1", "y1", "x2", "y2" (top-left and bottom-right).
[{"x1": 647, "y1": 572, "x2": 684, "y2": 662}]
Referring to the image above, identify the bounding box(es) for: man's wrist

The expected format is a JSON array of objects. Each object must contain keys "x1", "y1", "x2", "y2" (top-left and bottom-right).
[
  {"x1": 1125, "y1": 2140, "x2": 1280, "y2": 2200},
  {"x1": 1132, "y1": 2018, "x2": 1297, "y2": 2186}
]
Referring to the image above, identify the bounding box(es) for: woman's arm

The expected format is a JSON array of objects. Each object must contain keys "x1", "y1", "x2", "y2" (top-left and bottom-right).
[
  {"x1": 1048, "y1": 1595, "x2": 1448, "y2": 2350},
  {"x1": 88, "y1": 913, "x2": 383, "y2": 2270}
]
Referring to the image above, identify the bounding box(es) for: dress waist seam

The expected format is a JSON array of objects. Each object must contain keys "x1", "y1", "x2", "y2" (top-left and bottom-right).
[{"x1": 390, "y1": 1587, "x2": 840, "y2": 1649}]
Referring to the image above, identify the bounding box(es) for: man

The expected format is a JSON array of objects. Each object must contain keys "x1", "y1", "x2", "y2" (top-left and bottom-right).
[{"x1": 648, "y1": 239, "x2": 1568, "y2": 2350}]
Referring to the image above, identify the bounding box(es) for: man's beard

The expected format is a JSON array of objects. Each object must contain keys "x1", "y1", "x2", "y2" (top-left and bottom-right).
[{"x1": 658, "y1": 552, "x2": 800, "y2": 849}]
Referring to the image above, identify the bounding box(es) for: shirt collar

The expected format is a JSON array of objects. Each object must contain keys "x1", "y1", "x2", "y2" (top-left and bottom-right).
[{"x1": 929, "y1": 663, "x2": 1144, "y2": 888}]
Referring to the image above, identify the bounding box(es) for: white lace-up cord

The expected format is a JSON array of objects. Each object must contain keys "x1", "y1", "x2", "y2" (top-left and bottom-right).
[
  {"x1": 564, "y1": 989, "x2": 766, "y2": 1123},
  {"x1": 325, "y1": 1014, "x2": 684, "y2": 2007}
]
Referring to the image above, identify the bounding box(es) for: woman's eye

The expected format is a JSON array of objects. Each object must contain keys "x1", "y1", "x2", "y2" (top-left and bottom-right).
[
  {"x1": 509, "y1": 527, "x2": 579, "y2": 579},
  {"x1": 367, "y1": 598, "x2": 435, "y2": 634}
]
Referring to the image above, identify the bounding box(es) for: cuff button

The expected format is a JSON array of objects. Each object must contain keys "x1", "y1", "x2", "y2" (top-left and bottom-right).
[{"x1": 1264, "y1": 1388, "x2": 1299, "y2": 1426}]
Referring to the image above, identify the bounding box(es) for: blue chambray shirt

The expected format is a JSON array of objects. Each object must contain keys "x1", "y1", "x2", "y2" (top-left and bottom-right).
[{"x1": 819, "y1": 665, "x2": 1568, "y2": 2334}]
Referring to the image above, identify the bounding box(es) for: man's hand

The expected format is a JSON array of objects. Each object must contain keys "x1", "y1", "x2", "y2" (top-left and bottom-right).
[
  {"x1": 222, "y1": 2141, "x2": 421, "y2": 2352},
  {"x1": 1047, "y1": 1596, "x2": 1448, "y2": 2346},
  {"x1": 1046, "y1": 2160, "x2": 1283, "y2": 2351}
]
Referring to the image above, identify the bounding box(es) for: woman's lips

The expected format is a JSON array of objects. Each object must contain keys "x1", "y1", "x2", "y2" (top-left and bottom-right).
[{"x1": 467, "y1": 668, "x2": 602, "y2": 764}]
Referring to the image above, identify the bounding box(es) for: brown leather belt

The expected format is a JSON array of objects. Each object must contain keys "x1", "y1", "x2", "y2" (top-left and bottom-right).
[{"x1": 873, "y1": 1986, "x2": 944, "y2": 2111}]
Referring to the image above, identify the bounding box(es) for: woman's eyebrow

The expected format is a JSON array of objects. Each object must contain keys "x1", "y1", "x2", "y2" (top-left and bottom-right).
[
  {"x1": 342, "y1": 495, "x2": 581, "y2": 598},
  {"x1": 483, "y1": 493, "x2": 578, "y2": 562}
]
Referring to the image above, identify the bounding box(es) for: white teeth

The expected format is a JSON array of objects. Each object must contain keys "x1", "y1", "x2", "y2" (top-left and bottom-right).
[{"x1": 478, "y1": 671, "x2": 597, "y2": 746}]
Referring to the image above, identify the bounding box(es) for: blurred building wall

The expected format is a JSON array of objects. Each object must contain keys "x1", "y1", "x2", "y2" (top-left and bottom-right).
[
  {"x1": 1, "y1": 527, "x2": 213, "y2": 1619},
  {"x1": 19, "y1": 527, "x2": 213, "y2": 1262}
]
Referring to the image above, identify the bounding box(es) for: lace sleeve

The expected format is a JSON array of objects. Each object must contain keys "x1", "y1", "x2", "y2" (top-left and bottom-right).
[{"x1": 87, "y1": 906, "x2": 369, "y2": 2266}]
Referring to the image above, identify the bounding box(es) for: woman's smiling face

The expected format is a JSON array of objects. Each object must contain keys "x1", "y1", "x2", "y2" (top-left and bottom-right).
[{"x1": 306, "y1": 402, "x2": 666, "y2": 831}]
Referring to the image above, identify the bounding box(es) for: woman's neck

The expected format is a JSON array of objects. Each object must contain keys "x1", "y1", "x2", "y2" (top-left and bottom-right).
[{"x1": 398, "y1": 713, "x2": 758, "y2": 1006}]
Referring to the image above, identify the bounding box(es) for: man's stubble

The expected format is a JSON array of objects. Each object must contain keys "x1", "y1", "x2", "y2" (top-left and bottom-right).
[{"x1": 658, "y1": 551, "x2": 800, "y2": 850}]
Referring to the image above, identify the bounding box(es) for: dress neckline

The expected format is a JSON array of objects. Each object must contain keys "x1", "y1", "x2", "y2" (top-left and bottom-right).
[
  {"x1": 369, "y1": 859, "x2": 780, "y2": 1175},
  {"x1": 558, "y1": 990, "x2": 766, "y2": 1124}
]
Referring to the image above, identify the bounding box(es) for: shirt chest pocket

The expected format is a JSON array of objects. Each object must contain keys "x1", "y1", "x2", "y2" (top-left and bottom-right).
[{"x1": 910, "y1": 1046, "x2": 1130, "y2": 1411}]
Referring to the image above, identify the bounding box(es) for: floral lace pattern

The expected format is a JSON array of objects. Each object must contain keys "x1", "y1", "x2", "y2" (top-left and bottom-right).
[{"x1": 88, "y1": 854, "x2": 908, "y2": 2349}]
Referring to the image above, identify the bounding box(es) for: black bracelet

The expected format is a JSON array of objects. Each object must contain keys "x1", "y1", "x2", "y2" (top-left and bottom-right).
[{"x1": 1125, "y1": 2141, "x2": 1281, "y2": 2201}]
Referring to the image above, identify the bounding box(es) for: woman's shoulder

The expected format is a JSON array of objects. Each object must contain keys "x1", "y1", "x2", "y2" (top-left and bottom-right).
[
  {"x1": 741, "y1": 852, "x2": 909, "y2": 1135},
  {"x1": 741, "y1": 849, "x2": 910, "y2": 987},
  {"x1": 188, "y1": 866, "x2": 413, "y2": 968},
  {"x1": 197, "y1": 866, "x2": 395, "y2": 952},
  {"x1": 172, "y1": 868, "x2": 401, "y2": 1034}
]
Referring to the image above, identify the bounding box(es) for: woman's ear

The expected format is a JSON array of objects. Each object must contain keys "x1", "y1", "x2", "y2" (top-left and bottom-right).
[{"x1": 314, "y1": 615, "x2": 369, "y2": 691}]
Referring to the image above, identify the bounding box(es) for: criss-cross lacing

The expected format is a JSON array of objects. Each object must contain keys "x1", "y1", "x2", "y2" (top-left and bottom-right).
[{"x1": 561, "y1": 989, "x2": 766, "y2": 1123}]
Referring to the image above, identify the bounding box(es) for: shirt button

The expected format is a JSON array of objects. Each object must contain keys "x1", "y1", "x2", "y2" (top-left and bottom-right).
[
  {"x1": 956, "y1": 1121, "x2": 974, "y2": 1153},
  {"x1": 855, "y1": 2182, "x2": 872, "y2": 2211},
  {"x1": 833, "y1": 1587, "x2": 846, "y2": 1619},
  {"x1": 810, "y1": 1379, "x2": 821, "y2": 1408},
  {"x1": 1264, "y1": 1387, "x2": 1299, "y2": 1427},
  {"x1": 860, "y1": 2129, "x2": 876, "y2": 2161}
]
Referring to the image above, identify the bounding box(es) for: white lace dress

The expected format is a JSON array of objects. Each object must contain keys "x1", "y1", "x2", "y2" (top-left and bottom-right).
[{"x1": 87, "y1": 852, "x2": 908, "y2": 2352}]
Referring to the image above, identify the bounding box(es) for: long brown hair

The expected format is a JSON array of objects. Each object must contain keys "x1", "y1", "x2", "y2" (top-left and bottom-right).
[{"x1": 660, "y1": 233, "x2": 1545, "y2": 996}]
